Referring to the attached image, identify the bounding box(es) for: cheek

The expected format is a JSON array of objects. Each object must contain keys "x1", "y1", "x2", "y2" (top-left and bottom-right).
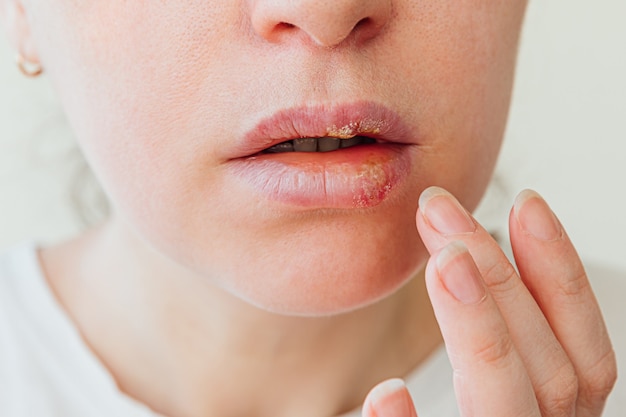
[
  {"x1": 392, "y1": 1, "x2": 526, "y2": 208},
  {"x1": 28, "y1": 1, "x2": 238, "y2": 166},
  {"x1": 26, "y1": 1, "x2": 243, "y2": 222}
]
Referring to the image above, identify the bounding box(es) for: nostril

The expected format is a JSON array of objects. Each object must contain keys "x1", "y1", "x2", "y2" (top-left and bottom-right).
[
  {"x1": 268, "y1": 22, "x2": 297, "y2": 39},
  {"x1": 251, "y1": 0, "x2": 392, "y2": 47},
  {"x1": 355, "y1": 17, "x2": 371, "y2": 29}
]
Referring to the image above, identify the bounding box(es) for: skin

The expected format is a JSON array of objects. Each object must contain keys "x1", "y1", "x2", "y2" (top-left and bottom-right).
[{"x1": 0, "y1": 0, "x2": 617, "y2": 416}]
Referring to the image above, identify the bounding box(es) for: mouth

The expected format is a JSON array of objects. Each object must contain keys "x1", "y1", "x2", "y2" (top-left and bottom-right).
[
  {"x1": 231, "y1": 100, "x2": 414, "y2": 158},
  {"x1": 227, "y1": 101, "x2": 416, "y2": 209}
]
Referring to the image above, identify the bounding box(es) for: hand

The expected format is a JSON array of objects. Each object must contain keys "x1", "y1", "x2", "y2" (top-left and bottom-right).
[{"x1": 362, "y1": 187, "x2": 617, "y2": 417}]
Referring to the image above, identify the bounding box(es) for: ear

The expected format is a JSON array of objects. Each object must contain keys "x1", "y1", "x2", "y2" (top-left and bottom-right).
[{"x1": 0, "y1": 0, "x2": 40, "y2": 63}]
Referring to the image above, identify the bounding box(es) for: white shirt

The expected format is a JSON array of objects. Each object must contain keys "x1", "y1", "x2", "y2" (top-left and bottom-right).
[{"x1": 0, "y1": 243, "x2": 624, "y2": 416}]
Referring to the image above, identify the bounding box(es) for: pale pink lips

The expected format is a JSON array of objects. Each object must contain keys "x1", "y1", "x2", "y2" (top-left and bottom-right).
[{"x1": 227, "y1": 102, "x2": 416, "y2": 209}]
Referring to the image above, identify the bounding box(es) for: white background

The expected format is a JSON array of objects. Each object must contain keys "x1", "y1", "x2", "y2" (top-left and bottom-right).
[{"x1": 1, "y1": 0, "x2": 625, "y2": 272}]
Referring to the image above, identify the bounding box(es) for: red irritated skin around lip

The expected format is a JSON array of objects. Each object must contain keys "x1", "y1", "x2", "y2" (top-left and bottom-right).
[{"x1": 227, "y1": 102, "x2": 416, "y2": 209}]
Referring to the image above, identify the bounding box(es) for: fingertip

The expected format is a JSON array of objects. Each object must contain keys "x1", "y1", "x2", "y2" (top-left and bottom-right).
[
  {"x1": 362, "y1": 378, "x2": 417, "y2": 417},
  {"x1": 512, "y1": 189, "x2": 543, "y2": 220},
  {"x1": 417, "y1": 187, "x2": 476, "y2": 236},
  {"x1": 366, "y1": 378, "x2": 407, "y2": 405},
  {"x1": 418, "y1": 186, "x2": 450, "y2": 211},
  {"x1": 513, "y1": 189, "x2": 562, "y2": 242}
]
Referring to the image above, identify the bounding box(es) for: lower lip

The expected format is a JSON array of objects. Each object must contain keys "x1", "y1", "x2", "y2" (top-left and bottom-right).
[{"x1": 228, "y1": 144, "x2": 413, "y2": 209}]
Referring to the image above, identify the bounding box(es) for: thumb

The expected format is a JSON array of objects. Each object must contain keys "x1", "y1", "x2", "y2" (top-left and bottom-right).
[{"x1": 362, "y1": 379, "x2": 418, "y2": 417}]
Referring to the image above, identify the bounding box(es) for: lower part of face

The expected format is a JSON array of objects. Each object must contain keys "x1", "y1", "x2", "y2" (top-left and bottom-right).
[{"x1": 27, "y1": 0, "x2": 527, "y2": 315}]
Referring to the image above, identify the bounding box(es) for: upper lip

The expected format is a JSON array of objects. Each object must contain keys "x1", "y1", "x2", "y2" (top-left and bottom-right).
[{"x1": 232, "y1": 101, "x2": 415, "y2": 158}]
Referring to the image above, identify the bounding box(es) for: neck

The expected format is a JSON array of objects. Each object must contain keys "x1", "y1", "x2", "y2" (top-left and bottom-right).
[{"x1": 41, "y1": 219, "x2": 442, "y2": 417}]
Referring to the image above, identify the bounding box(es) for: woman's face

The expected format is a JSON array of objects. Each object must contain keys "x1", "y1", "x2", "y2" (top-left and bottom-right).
[{"x1": 10, "y1": 0, "x2": 527, "y2": 314}]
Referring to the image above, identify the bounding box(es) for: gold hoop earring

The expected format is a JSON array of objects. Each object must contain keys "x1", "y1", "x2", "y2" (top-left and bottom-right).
[{"x1": 16, "y1": 54, "x2": 43, "y2": 78}]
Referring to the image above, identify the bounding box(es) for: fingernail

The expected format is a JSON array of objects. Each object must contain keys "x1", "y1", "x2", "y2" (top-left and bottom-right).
[
  {"x1": 436, "y1": 241, "x2": 486, "y2": 305},
  {"x1": 514, "y1": 190, "x2": 562, "y2": 241},
  {"x1": 364, "y1": 379, "x2": 417, "y2": 417},
  {"x1": 419, "y1": 187, "x2": 476, "y2": 235}
]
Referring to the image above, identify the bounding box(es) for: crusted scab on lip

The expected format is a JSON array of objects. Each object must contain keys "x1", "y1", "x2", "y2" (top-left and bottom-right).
[{"x1": 326, "y1": 118, "x2": 384, "y2": 139}]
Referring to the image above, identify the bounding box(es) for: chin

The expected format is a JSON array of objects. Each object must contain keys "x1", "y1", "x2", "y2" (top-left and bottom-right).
[
  {"x1": 215, "y1": 215, "x2": 427, "y2": 317},
  {"x1": 237, "y1": 258, "x2": 423, "y2": 316}
]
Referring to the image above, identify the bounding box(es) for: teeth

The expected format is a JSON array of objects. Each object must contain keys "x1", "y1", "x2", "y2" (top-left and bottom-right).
[
  {"x1": 340, "y1": 136, "x2": 363, "y2": 148},
  {"x1": 317, "y1": 137, "x2": 340, "y2": 152},
  {"x1": 264, "y1": 141, "x2": 294, "y2": 153},
  {"x1": 263, "y1": 136, "x2": 374, "y2": 153},
  {"x1": 293, "y1": 138, "x2": 317, "y2": 152}
]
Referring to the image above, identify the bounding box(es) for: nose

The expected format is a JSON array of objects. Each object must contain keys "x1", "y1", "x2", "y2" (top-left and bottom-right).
[{"x1": 250, "y1": 0, "x2": 392, "y2": 47}]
